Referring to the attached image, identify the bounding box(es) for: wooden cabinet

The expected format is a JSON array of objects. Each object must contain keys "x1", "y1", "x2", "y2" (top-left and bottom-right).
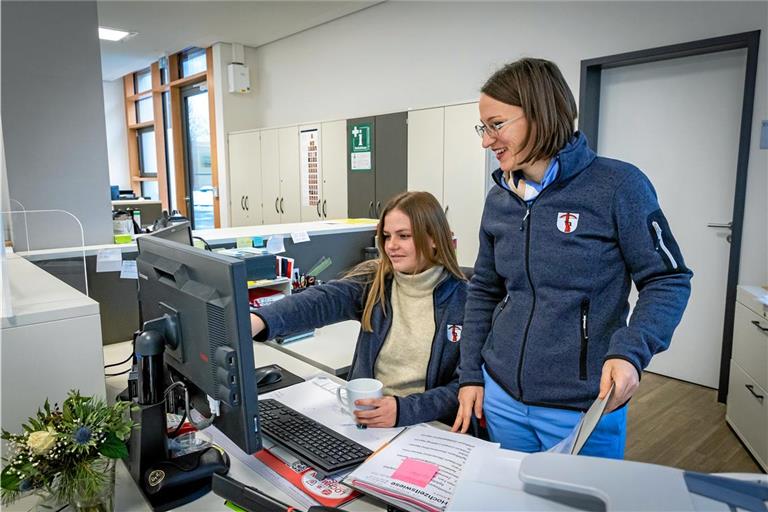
[
  {"x1": 407, "y1": 103, "x2": 486, "y2": 267},
  {"x1": 228, "y1": 131, "x2": 262, "y2": 226},
  {"x1": 726, "y1": 285, "x2": 768, "y2": 471}
]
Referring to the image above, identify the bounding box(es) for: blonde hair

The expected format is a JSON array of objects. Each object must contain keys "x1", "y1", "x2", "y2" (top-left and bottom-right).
[{"x1": 346, "y1": 191, "x2": 465, "y2": 332}]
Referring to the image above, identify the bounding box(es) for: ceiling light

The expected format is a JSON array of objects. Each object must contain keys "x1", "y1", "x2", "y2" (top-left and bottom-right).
[{"x1": 99, "y1": 27, "x2": 134, "y2": 42}]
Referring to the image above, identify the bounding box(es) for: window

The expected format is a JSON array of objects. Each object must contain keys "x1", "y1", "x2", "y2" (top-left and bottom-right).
[
  {"x1": 162, "y1": 91, "x2": 176, "y2": 211},
  {"x1": 179, "y1": 48, "x2": 206, "y2": 77},
  {"x1": 136, "y1": 97, "x2": 153, "y2": 123},
  {"x1": 141, "y1": 180, "x2": 159, "y2": 201},
  {"x1": 134, "y1": 68, "x2": 152, "y2": 93},
  {"x1": 137, "y1": 128, "x2": 157, "y2": 175}
]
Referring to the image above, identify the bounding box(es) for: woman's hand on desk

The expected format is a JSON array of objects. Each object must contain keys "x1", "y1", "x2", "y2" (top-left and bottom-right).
[
  {"x1": 353, "y1": 397, "x2": 397, "y2": 428},
  {"x1": 250, "y1": 313, "x2": 266, "y2": 338},
  {"x1": 452, "y1": 386, "x2": 484, "y2": 434}
]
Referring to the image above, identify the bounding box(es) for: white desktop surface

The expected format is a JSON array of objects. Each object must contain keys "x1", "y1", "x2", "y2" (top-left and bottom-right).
[
  {"x1": 102, "y1": 341, "x2": 384, "y2": 512},
  {"x1": 18, "y1": 220, "x2": 377, "y2": 261},
  {"x1": 266, "y1": 320, "x2": 360, "y2": 376}
]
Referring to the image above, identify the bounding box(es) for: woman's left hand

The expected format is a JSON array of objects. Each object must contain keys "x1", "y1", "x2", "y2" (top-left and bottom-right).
[
  {"x1": 353, "y1": 397, "x2": 397, "y2": 428},
  {"x1": 599, "y1": 359, "x2": 640, "y2": 413}
]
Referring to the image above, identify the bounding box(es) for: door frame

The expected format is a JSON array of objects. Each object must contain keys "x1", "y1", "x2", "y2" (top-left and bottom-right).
[{"x1": 578, "y1": 31, "x2": 761, "y2": 402}]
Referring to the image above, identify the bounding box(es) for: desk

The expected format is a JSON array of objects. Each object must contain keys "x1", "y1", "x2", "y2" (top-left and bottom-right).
[
  {"x1": 102, "y1": 340, "x2": 383, "y2": 511},
  {"x1": 266, "y1": 320, "x2": 360, "y2": 377}
]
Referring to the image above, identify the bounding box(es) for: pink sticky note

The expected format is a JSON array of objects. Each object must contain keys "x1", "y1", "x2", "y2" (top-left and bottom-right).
[{"x1": 391, "y1": 458, "x2": 439, "y2": 488}]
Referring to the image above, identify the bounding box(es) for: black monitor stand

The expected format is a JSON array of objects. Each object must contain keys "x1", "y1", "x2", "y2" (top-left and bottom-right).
[{"x1": 126, "y1": 326, "x2": 230, "y2": 512}]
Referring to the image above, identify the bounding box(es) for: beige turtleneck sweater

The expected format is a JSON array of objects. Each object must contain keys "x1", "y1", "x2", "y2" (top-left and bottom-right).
[{"x1": 374, "y1": 265, "x2": 445, "y2": 397}]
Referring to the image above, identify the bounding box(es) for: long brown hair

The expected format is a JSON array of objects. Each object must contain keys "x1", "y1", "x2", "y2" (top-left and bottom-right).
[
  {"x1": 346, "y1": 191, "x2": 464, "y2": 332},
  {"x1": 481, "y1": 58, "x2": 577, "y2": 165}
]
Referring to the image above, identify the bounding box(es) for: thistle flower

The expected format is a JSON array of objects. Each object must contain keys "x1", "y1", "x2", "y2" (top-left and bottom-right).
[{"x1": 73, "y1": 426, "x2": 92, "y2": 445}]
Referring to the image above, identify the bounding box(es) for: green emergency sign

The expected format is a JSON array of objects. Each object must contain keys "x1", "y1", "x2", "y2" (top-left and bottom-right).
[{"x1": 349, "y1": 123, "x2": 372, "y2": 171}]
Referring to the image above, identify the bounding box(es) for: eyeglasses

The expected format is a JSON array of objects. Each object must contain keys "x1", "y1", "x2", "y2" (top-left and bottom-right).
[{"x1": 474, "y1": 115, "x2": 524, "y2": 138}]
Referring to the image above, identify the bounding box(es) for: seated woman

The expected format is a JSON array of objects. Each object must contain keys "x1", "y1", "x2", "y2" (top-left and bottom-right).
[{"x1": 250, "y1": 191, "x2": 467, "y2": 428}]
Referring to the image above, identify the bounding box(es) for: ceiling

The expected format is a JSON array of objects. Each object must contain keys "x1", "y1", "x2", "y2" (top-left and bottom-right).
[{"x1": 97, "y1": 1, "x2": 380, "y2": 81}]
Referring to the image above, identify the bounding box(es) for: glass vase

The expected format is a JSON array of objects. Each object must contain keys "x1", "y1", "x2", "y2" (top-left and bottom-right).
[{"x1": 67, "y1": 458, "x2": 116, "y2": 512}]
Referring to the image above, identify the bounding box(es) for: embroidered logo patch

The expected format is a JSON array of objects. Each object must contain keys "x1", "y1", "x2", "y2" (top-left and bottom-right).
[
  {"x1": 447, "y1": 324, "x2": 462, "y2": 343},
  {"x1": 557, "y1": 212, "x2": 579, "y2": 233}
]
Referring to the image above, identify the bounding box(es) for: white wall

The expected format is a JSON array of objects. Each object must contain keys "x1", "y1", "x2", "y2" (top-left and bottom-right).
[
  {"x1": 214, "y1": 1, "x2": 767, "y2": 283},
  {"x1": 102, "y1": 80, "x2": 130, "y2": 190}
]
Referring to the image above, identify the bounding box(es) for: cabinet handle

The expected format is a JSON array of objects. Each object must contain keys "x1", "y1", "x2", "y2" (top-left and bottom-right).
[
  {"x1": 751, "y1": 320, "x2": 768, "y2": 333},
  {"x1": 368, "y1": 201, "x2": 374, "y2": 218},
  {"x1": 245, "y1": 196, "x2": 249, "y2": 211},
  {"x1": 322, "y1": 199, "x2": 327, "y2": 218},
  {"x1": 316, "y1": 201, "x2": 321, "y2": 217},
  {"x1": 375, "y1": 201, "x2": 381, "y2": 217},
  {"x1": 274, "y1": 197, "x2": 279, "y2": 214},
  {"x1": 745, "y1": 384, "x2": 765, "y2": 403},
  {"x1": 444, "y1": 205, "x2": 450, "y2": 215},
  {"x1": 280, "y1": 198, "x2": 284, "y2": 214},
  {"x1": 240, "y1": 196, "x2": 245, "y2": 211}
]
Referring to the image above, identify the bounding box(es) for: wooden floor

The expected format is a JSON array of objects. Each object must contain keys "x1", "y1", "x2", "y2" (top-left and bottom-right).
[{"x1": 625, "y1": 372, "x2": 763, "y2": 473}]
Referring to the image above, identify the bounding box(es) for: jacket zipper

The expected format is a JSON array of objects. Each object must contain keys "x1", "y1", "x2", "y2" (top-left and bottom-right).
[
  {"x1": 579, "y1": 298, "x2": 590, "y2": 381},
  {"x1": 651, "y1": 221, "x2": 679, "y2": 270},
  {"x1": 517, "y1": 204, "x2": 534, "y2": 399},
  {"x1": 423, "y1": 286, "x2": 441, "y2": 388}
]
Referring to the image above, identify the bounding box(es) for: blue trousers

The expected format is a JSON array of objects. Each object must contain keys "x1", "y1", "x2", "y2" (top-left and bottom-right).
[{"x1": 482, "y1": 367, "x2": 627, "y2": 459}]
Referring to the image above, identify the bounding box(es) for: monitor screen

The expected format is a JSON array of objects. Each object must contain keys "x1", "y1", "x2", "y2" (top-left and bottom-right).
[
  {"x1": 135, "y1": 235, "x2": 261, "y2": 454},
  {"x1": 144, "y1": 221, "x2": 193, "y2": 247}
]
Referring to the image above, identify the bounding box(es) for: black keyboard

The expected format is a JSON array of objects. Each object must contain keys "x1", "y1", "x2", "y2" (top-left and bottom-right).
[{"x1": 258, "y1": 398, "x2": 373, "y2": 474}]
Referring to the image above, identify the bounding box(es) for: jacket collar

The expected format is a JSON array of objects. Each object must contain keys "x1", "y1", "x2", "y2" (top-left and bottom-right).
[
  {"x1": 491, "y1": 131, "x2": 596, "y2": 190},
  {"x1": 384, "y1": 271, "x2": 461, "y2": 306}
]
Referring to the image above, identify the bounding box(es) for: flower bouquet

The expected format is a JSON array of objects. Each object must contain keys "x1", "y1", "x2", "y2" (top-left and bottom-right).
[{"x1": 1, "y1": 390, "x2": 135, "y2": 512}]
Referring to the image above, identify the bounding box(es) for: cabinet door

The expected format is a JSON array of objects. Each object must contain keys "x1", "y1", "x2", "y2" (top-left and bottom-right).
[
  {"x1": 279, "y1": 126, "x2": 301, "y2": 223},
  {"x1": 374, "y1": 112, "x2": 408, "y2": 218},
  {"x1": 347, "y1": 117, "x2": 376, "y2": 218},
  {"x1": 299, "y1": 125, "x2": 323, "y2": 222},
  {"x1": 444, "y1": 102, "x2": 485, "y2": 267},
  {"x1": 407, "y1": 108, "x2": 444, "y2": 204},
  {"x1": 261, "y1": 129, "x2": 281, "y2": 225},
  {"x1": 228, "y1": 131, "x2": 261, "y2": 226},
  {"x1": 321, "y1": 120, "x2": 348, "y2": 220}
]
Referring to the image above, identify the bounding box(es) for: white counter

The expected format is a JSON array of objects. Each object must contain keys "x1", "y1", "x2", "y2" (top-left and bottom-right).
[{"x1": 17, "y1": 219, "x2": 377, "y2": 261}]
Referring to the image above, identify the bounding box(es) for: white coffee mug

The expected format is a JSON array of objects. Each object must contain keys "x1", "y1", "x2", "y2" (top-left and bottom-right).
[{"x1": 336, "y1": 378, "x2": 383, "y2": 416}]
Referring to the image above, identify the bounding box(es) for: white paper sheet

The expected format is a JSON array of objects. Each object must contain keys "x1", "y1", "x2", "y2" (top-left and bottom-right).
[
  {"x1": 119, "y1": 260, "x2": 137, "y2": 279},
  {"x1": 266, "y1": 235, "x2": 286, "y2": 254},
  {"x1": 262, "y1": 376, "x2": 404, "y2": 451},
  {"x1": 96, "y1": 248, "x2": 122, "y2": 273},
  {"x1": 290, "y1": 231, "x2": 310, "y2": 244}
]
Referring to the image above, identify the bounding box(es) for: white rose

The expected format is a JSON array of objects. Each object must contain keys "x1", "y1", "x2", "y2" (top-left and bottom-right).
[{"x1": 27, "y1": 428, "x2": 56, "y2": 455}]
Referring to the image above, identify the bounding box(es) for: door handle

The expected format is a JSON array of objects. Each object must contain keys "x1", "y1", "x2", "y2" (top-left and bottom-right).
[
  {"x1": 316, "y1": 200, "x2": 321, "y2": 217},
  {"x1": 752, "y1": 320, "x2": 768, "y2": 333},
  {"x1": 322, "y1": 199, "x2": 327, "y2": 218},
  {"x1": 241, "y1": 196, "x2": 245, "y2": 211},
  {"x1": 707, "y1": 222, "x2": 732, "y2": 229},
  {"x1": 745, "y1": 384, "x2": 765, "y2": 403},
  {"x1": 368, "y1": 201, "x2": 374, "y2": 218},
  {"x1": 245, "y1": 196, "x2": 249, "y2": 211},
  {"x1": 275, "y1": 197, "x2": 280, "y2": 214},
  {"x1": 280, "y1": 198, "x2": 284, "y2": 214}
]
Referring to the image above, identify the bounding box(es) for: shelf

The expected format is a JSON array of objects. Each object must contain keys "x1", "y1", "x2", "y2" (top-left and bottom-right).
[{"x1": 248, "y1": 277, "x2": 291, "y2": 290}]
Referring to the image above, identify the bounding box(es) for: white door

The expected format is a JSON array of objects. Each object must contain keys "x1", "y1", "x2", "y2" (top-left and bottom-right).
[
  {"x1": 407, "y1": 107, "x2": 445, "y2": 203},
  {"x1": 598, "y1": 50, "x2": 746, "y2": 388},
  {"x1": 321, "y1": 120, "x2": 348, "y2": 220},
  {"x1": 444, "y1": 102, "x2": 486, "y2": 268},
  {"x1": 228, "y1": 131, "x2": 261, "y2": 226},
  {"x1": 260, "y1": 129, "x2": 281, "y2": 225},
  {"x1": 279, "y1": 126, "x2": 301, "y2": 223}
]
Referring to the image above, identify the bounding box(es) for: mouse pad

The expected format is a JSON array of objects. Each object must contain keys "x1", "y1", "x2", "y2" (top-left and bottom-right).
[{"x1": 255, "y1": 364, "x2": 305, "y2": 395}]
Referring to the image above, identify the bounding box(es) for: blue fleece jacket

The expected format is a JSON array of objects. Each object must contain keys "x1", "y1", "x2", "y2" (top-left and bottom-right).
[
  {"x1": 253, "y1": 269, "x2": 467, "y2": 426},
  {"x1": 459, "y1": 132, "x2": 692, "y2": 411}
]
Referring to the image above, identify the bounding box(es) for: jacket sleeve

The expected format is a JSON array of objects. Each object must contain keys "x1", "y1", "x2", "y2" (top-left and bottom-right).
[
  {"x1": 606, "y1": 169, "x2": 693, "y2": 374},
  {"x1": 394, "y1": 370, "x2": 459, "y2": 427},
  {"x1": 457, "y1": 198, "x2": 507, "y2": 387},
  {"x1": 252, "y1": 277, "x2": 366, "y2": 341}
]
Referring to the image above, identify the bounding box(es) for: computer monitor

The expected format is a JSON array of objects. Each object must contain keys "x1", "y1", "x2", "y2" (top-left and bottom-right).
[
  {"x1": 144, "y1": 221, "x2": 193, "y2": 246},
  {"x1": 135, "y1": 235, "x2": 261, "y2": 455}
]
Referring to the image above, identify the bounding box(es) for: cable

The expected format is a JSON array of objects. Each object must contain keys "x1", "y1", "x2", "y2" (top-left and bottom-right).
[
  {"x1": 162, "y1": 381, "x2": 216, "y2": 431},
  {"x1": 192, "y1": 236, "x2": 212, "y2": 251},
  {"x1": 104, "y1": 351, "x2": 134, "y2": 368},
  {"x1": 104, "y1": 368, "x2": 132, "y2": 377}
]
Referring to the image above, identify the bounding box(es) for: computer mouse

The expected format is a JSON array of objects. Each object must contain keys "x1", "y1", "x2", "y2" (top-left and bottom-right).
[{"x1": 255, "y1": 366, "x2": 283, "y2": 386}]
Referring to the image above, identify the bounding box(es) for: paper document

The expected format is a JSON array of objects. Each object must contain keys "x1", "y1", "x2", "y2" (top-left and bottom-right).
[
  {"x1": 119, "y1": 260, "x2": 137, "y2": 279},
  {"x1": 548, "y1": 384, "x2": 615, "y2": 455},
  {"x1": 262, "y1": 376, "x2": 404, "y2": 451},
  {"x1": 96, "y1": 248, "x2": 122, "y2": 273},
  {"x1": 266, "y1": 236, "x2": 285, "y2": 254},
  {"x1": 345, "y1": 424, "x2": 499, "y2": 512},
  {"x1": 291, "y1": 231, "x2": 310, "y2": 244}
]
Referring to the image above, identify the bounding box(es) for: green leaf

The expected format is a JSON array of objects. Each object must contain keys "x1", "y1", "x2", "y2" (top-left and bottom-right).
[
  {"x1": 98, "y1": 432, "x2": 128, "y2": 459},
  {"x1": 1, "y1": 467, "x2": 21, "y2": 491}
]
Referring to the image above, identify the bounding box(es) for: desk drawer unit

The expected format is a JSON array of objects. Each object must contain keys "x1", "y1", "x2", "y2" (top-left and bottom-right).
[
  {"x1": 732, "y1": 302, "x2": 768, "y2": 392},
  {"x1": 726, "y1": 361, "x2": 767, "y2": 470}
]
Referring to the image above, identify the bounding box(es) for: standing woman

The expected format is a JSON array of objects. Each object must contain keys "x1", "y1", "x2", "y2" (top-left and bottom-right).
[
  {"x1": 452, "y1": 58, "x2": 692, "y2": 458},
  {"x1": 251, "y1": 191, "x2": 467, "y2": 428}
]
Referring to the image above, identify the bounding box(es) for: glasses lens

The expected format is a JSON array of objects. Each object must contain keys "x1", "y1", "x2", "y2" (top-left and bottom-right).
[{"x1": 474, "y1": 125, "x2": 486, "y2": 137}]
